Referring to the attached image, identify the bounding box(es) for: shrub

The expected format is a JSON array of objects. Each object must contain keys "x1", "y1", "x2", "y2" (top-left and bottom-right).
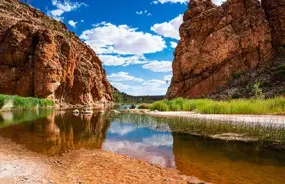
[
  {"x1": 138, "y1": 103, "x2": 151, "y2": 109},
  {"x1": 130, "y1": 104, "x2": 136, "y2": 109}
]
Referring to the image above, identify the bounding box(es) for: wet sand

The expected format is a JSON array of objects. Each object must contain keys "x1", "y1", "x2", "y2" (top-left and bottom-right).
[{"x1": 0, "y1": 137, "x2": 204, "y2": 184}]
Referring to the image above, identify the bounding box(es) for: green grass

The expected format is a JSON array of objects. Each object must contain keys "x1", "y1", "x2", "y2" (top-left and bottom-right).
[
  {"x1": 0, "y1": 94, "x2": 55, "y2": 110},
  {"x1": 149, "y1": 97, "x2": 285, "y2": 114}
]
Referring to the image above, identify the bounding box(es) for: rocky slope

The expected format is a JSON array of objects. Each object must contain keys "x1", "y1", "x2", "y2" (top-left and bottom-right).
[
  {"x1": 166, "y1": 0, "x2": 285, "y2": 99},
  {"x1": 0, "y1": 0, "x2": 113, "y2": 107}
]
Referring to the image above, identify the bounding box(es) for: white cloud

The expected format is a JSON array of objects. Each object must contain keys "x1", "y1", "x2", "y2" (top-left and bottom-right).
[
  {"x1": 68, "y1": 20, "x2": 77, "y2": 28},
  {"x1": 136, "y1": 10, "x2": 152, "y2": 16},
  {"x1": 164, "y1": 75, "x2": 172, "y2": 81},
  {"x1": 98, "y1": 55, "x2": 148, "y2": 66},
  {"x1": 142, "y1": 61, "x2": 172, "y2": 72},
  {"x1": 111, "y1": 82, "x2": 131, "y2": 91},
  {"x1": 108, "y1": 73, "x2": 170, "y2": 96},
  {"x1": 47, "y1": 0, "x2": 87, "y2": 21},
  {"x1": 151, "y1": 14, "x2": 183, "y2": 40},
  {"x1": 213, "y1": 0, "x2": 224, "y2": 5},
  {"x1": 107, "y1": 72, "x2": 144, "y2": 82},
  {"x1": 143, "y1": 79, "x2": 166, "y2": 88},
  {"x1": 152, "y1": 0, "x2": 188, "y2": 4},
  {"x1": 80, "y1": 22, "x2": 166, "y2": 55},
  {"x1": 153, "y1": 0, "x2": 225, "y2": 5},
  {"x1": 170, "y1": 41, "x2": 177, "y2": 48}
]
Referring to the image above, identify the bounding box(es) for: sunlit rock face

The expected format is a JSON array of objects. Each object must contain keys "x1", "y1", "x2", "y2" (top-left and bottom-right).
[
  {"x1": 166, "y1": 0, "x2": 285, "y2": 99},
  {"x1": 0, "y1": 0, "x2": 113, "y2": 107}
]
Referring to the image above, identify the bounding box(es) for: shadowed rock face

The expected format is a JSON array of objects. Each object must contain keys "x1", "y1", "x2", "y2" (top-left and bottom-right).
[
  {"x1": 166, "y1": 0, "x2": 285, "y2": 99},
  {"x1": 0, "y1": 0, "x2": 113, "y2": 107}
]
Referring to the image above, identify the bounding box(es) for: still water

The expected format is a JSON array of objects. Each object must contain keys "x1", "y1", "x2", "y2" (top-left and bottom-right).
[{"x1": 0, "y1": 109, "x2": 285, "y2": 184}]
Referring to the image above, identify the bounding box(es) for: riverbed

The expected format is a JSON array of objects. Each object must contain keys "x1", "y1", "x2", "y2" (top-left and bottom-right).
[{"x1": 0, "y1": 109, "x2": 285, "y2": 184}]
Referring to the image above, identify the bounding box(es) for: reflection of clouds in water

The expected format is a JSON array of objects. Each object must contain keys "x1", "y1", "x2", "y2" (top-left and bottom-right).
[
  {"x1": 103, "y1": 139, "x2": 175, "y2": 168},
  {"x1": 142, "y1": 134, "x2": 173, "y2": 147},
  {"x1": 109, "y1": 120, "x2": 171, "y2": 136},
  {"x1": 108, "y1": 123, "x2": 136, "y2": 136}
]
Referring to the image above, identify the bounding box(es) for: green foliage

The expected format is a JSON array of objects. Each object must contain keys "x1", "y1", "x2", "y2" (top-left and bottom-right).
[
  {"x1": 149, "y1": 97, "x2": 285, "y2": 114},
  {"x1": 232, "y1": 70, "x2": 246, "y2": 79},
  {"x1": 112, "y1": 87, "x2": 163, "y2": 104},
  {"x1": 130, "y1": 104, "x2": 136, "y2": 109},
  {"x1": 138, "y1": 103, "x2": 151, "y2": 109},
  {"x1": 274, "y1": 63, "x2": 285, "y2": 79},
  {"x1": 252, "y1": 82, "x2": 264, "y2": 99},
  {"x1": 0, "y1": 94, "x2": 55, "y2": 110}
]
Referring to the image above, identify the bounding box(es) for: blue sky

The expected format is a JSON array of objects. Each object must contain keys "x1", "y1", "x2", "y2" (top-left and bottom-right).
[{"x1": 29, "y1": 0, "x2": 223, "y2": 96}]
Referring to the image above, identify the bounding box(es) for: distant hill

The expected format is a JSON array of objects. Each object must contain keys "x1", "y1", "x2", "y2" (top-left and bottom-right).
[{"x1": 111, "y1": 86, "x2": 164, "y2": 104}]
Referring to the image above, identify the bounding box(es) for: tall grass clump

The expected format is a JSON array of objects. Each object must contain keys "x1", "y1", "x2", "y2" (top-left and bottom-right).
[
  {"x1": 0, "y1": 94, "x2": 55, "y2": 110},
  {"x1": 149, "y1": 97, "x2": 285, "y2": 114}
]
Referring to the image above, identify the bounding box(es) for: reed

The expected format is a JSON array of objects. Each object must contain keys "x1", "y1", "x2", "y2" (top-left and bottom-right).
[
  {"x1": 0, "y1": 94, "x2": 55, "y2": 111},
  {"x1": 149, "y1": 97, "x2": 285, "y2": 114}
]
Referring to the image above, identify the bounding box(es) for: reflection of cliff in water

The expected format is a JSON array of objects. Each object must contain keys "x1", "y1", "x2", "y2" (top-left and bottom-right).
[
  {"x1": 0, "y1": 111, "x2": 111, "y2": 155},
  {"x1": 171, "y1": 132, "x2": 285, "y2": 184}
]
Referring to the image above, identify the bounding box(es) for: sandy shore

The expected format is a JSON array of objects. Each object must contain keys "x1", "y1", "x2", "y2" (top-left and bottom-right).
[
  {"x1": 0, "y1": 137, "x2": 205, "y2": 184},
  {"x1": 126, "y1": 109, "x2": 285, "y2": 127}
]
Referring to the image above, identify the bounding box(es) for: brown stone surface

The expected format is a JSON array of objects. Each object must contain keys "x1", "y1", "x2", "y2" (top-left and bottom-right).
[
  {"x1": 262, "y1": 0, "x2": 285, "y2": 48},
  {"x1": 166, "y1": 0, "x2": 284, "y2": 99},
  {"x1": 0, "y1": 0, "x2": 113, "y2": 107}
]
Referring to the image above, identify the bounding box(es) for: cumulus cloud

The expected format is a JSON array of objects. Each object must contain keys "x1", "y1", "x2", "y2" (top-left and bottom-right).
[
  {"x1": 142, "y1": 61, "x2": 172, "y2": 72},
  {"x1": 153, "y1": 0, "x2": 224, "y2": 5},
  {"x1": 111, "y1": 82, "x2": 131, "y2": 90},
  {"x1": 68, "y1": 20, "x2": 77, "y2": 27},
  {"x1": 47, "y1": 0, "x2": 87, "y2": 21},
  {"x1": 80, "y1": 22, "x2": 166, "y2": 55},
  {"x1": 98, "y1": 55, "x2": 149, "y2": 66},
  {"x1": 107, "y1": 72, "x2": 171, "y2": 96},
  {"x1": 170, "y1": 41, "x2": 178, "y2": 48},
  {"x1": 151, "y1": 14, "x2": 183, "y2": 40},
  {"x1": 164, "y1": 75, "x2": 172, "y2": 81},
  {"x1": 143, "y1": 79, "x2": 166, "y2": 88},
  {"x1": 107, "y1": 72, "x2": 144, "y2": 82}
]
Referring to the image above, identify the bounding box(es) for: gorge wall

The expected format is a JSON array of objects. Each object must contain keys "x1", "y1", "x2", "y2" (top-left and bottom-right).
[
  {"x1": 166, "y1": 0, "x2": 285, "y2": 99},
  {"x1": 0, "y1": 0, "x2": 113, "y2": 107}
]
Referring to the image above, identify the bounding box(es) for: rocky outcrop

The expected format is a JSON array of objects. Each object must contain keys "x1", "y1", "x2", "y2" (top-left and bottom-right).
[
  {"x1": 0, "y1": 0, "x2": 113, "y2": 107},
  {"x1": 262, "y1": 0, "x2": 285, "y2": 49},
  {"x1": 166, "y1": 0, "x2": 285, "y2": 99}
]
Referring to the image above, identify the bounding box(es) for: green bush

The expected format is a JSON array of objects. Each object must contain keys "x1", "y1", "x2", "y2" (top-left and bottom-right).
[
  {"x1": 138, "y1": 103, "x2": 151, "y2": 109},
  {"x1": 130, "y1": 104, "x2": 136, "y2": 109}
]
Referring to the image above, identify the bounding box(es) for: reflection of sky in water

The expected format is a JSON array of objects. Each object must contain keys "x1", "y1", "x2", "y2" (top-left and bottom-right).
[{"x1": 103, "y1": 122, "x2": 175, "y2": 168}]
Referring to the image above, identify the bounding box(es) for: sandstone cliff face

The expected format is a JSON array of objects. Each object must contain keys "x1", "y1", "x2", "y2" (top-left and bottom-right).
[
  {"x1": 166, "y1": 0, "x2": 285, "y2": 99},
  {"x1": 0, "y1": 0, "x2": 113, "y2": 107}
]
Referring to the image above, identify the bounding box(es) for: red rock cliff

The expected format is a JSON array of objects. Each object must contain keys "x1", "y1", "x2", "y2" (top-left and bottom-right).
[
  {"x1": 166, "y1": 0, "x2": 285, "y2": 99},
  {"x1": 0, "y1": 0, "x2": 113, "y2": 107}
]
